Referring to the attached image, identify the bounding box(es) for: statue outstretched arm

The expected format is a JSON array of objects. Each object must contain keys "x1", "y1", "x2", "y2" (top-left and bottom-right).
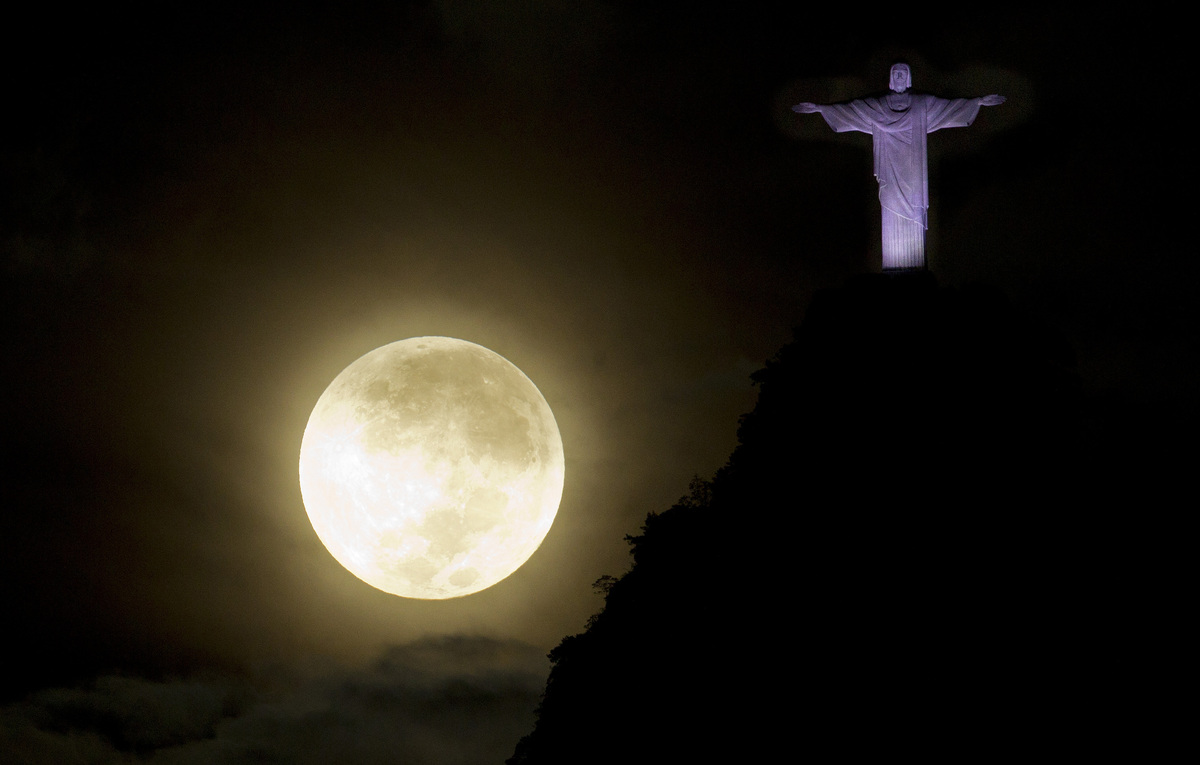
[
  {"x1": 794, "y1": 99, "x2": 879, "y2": 134},
  {"x1": 978, "y1": 94, "x2": 1005, "y2": 107}
]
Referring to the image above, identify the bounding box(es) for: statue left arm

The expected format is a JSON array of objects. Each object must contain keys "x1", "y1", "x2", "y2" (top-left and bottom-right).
[{"x1": 925, "y1": 94, "x2": 1004, "y2": 132}]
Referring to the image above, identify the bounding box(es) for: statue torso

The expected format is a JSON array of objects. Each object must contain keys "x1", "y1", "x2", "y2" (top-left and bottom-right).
[{"x1": 886, "y1": 92, "x2": 912, "y2": 112}]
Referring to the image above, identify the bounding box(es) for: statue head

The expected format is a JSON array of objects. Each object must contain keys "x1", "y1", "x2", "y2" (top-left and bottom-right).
[{"x1": 889, "y1": 63, "x2": 911, "y2": 93}]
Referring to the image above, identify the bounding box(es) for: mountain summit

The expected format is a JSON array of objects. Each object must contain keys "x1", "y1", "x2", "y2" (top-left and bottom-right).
[{"x1": 512, "y1": 273, "x2": 1159, "y2": 763}]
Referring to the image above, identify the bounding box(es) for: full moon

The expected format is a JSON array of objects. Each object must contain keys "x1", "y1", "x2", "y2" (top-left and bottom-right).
[{"x1": 299, "y1": 337, "x2": 564, "y2": 599}]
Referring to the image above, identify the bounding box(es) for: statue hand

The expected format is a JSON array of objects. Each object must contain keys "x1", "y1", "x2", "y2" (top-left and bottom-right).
[
  {"x1": 979, "y1": 94, "x2": 1006, "y2": 107},
  {"x1": 792, "y1": 102, "x2": 821, "y2": 114}
]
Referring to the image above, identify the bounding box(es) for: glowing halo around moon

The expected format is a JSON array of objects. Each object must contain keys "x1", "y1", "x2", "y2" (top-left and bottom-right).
[{"x1": 299, "y1": 337, "x2": 564, "y2": 600}]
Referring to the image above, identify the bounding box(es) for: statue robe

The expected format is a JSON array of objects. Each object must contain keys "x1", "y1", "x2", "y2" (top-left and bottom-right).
[{"x1": 820, "y1": 93, "x2": 982, "y2": 269}]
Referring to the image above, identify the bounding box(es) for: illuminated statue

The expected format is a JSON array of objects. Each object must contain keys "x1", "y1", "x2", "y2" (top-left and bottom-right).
[{"x1": 793, "y1": 63, "x2": 1004, "y2": 270}]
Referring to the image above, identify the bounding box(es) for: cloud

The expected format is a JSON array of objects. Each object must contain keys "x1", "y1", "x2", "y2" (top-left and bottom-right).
[{"x1": 1, "y1": 636, "x2": 547, "y2": 765}]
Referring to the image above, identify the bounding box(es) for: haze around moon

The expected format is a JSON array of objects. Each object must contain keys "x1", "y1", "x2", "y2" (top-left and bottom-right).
[{"x1": 298, "y1": 337, "x2": 565, "y2": 599}]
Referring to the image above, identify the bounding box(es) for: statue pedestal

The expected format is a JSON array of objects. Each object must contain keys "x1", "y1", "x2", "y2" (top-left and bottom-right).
[{"x1": 881, "y1": 210, "x2": 925, "y2": 270}]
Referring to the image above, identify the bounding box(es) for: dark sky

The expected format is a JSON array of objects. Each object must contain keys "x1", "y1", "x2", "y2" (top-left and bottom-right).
[{"x1": 2, "y1": 4, "x2": 1190, "y2": 762}]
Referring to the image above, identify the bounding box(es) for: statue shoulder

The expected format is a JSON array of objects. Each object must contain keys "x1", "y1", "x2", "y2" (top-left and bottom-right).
[{"x1": 846, "y1": 95, "x2": 890, "y2": 114}]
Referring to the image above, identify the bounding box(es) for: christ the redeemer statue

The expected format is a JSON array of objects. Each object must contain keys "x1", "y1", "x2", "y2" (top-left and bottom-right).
[{"x1": 794, "y1": 63, "x2": 1004, "y2": 270}]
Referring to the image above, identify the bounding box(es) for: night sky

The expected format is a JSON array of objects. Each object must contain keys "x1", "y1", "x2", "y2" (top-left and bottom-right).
[{"x1": 2, "y1": 5, "x2": 1190, "y2": 763}]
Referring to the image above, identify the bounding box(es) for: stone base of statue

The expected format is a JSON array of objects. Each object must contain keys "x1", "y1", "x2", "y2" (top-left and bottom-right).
[{"x1": 881, "y1": 209, "x2": 926, "y2": 270}]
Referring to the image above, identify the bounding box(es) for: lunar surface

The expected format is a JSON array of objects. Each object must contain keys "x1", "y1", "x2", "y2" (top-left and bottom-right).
[{"x1": 299, "y1": 337, "x2": 564, "y2": 599}]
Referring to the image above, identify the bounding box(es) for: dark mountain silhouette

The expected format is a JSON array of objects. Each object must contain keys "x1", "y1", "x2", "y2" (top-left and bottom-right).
[{"x1": 510, "y1": 272, "x2": 1168, "y2": 762}]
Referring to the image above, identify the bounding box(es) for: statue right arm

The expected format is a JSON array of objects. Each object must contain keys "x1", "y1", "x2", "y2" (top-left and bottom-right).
[{"x1": 799, "y1": 99, "x2": 878, "y2": 134}]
